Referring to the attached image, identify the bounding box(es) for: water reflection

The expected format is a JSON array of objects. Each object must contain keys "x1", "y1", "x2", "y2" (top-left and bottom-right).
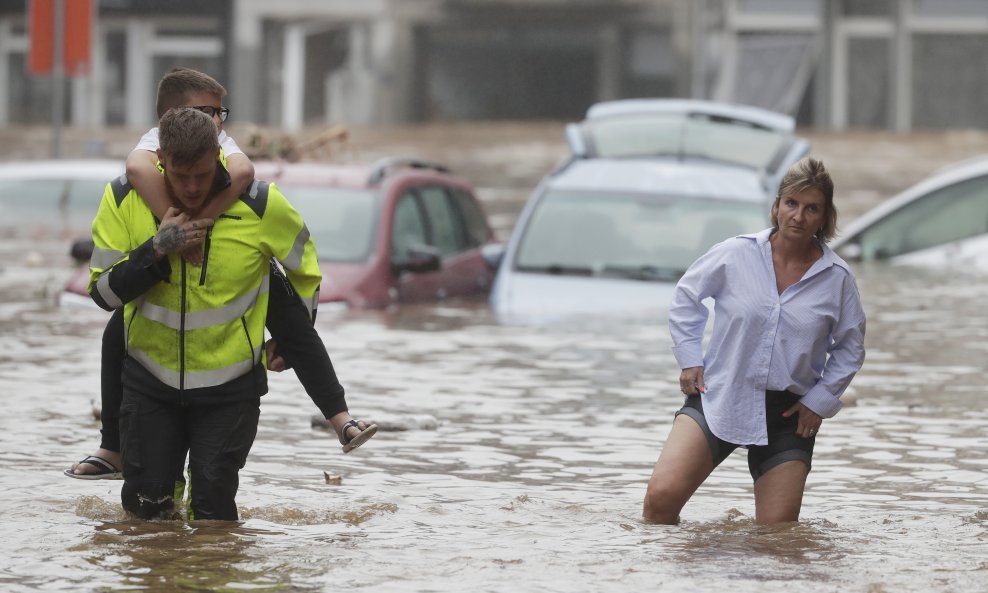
[{"x1": 81, "y1": 519, "x2": 318, "y2": 592}]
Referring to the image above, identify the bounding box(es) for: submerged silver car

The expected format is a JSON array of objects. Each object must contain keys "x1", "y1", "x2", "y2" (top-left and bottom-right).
[
  {"x1": 489, "y1": 99, "x2": 810, "y2": 324},
  {"x1": 832, "y1": 155, "x2": 988, "y2": 268}
]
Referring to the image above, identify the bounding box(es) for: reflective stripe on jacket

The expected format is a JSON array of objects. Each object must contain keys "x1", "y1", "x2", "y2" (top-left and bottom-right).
[{"x1": 89, "y1": 167, "x2": 322, "y2": 392}]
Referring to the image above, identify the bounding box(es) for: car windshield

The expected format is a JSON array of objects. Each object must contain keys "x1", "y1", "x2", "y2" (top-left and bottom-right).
[
  {"x1": 275, "y1": 184, "x2": 378, "y2": 263},
  {"x1": 0, "y1": 177, "x2": 109, "y2": 238},
  {"x1": 585, "y1": 113, "x2": 788, "y2": 171},
  {"x1": 514, "y1": 189, "x2": 768, "y2": 281}
]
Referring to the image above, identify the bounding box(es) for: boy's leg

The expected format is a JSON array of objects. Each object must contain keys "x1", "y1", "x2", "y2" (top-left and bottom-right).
[
  {"x1": 265, "y1": 263, "x2": 375, "y2": 449},
  {"x1": 266, "y1": 265, "x2": 345, "y2": 415},
  {"x1": 68, "y1": 308, "x2": 125, "y2": 476},
  {"x1": 186, "y1": 399, "x2": 260, "y2": 521},
  {"x1": 99, "y1": 308, "x2": 125, "y2": 452}
]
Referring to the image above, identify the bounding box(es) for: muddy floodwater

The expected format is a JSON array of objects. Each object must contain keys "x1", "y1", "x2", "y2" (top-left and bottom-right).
[{"x1": 2, "y1": 125, "x2": 988, "y2": 592}]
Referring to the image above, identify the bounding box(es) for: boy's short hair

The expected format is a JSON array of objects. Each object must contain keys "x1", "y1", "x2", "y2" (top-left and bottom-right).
[
  {"x1": 156, "y1": 68, "x2": 227, "y2": 118},
  {"x1": 159, "y1": 108, "x2": 220, "y2": 166}
]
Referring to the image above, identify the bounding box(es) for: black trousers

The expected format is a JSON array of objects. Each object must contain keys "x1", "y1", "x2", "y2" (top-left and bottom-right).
[
  {"x1": 119, "y1": 382, "x2": 260, "y2": 521},
  {"x1": 98, "y1": 308, "x2": 125, "y2": 452}
]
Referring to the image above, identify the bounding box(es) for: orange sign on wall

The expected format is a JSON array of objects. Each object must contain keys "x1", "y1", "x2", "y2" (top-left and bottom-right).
[{"x1": 29, "y1": 0, "x2": 92, "y2": 77}]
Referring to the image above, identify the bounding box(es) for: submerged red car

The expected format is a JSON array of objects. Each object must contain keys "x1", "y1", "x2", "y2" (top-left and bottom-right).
[{"x1": 62, "y1": 157, "x2": 500, "y2": 309}]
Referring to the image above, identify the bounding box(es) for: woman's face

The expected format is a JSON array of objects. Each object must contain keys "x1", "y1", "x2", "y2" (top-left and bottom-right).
[{"x1": 775, "y1": 187, "x2": 826, "y2": 242}]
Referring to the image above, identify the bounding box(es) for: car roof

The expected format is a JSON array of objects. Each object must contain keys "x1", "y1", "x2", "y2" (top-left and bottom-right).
[
  {"x1": 254, "y1": 161, "x2": 373, "y2": 189},
  {"x1": 254, "y1": 157, "x2": 457, "y2": 190},
  {"x1": 546, "y1": 158, "x2": 771, "y2": 204},
  {"x1": 833, "y1": 154, "x2": 988, "y2": 247},
  {"x1": 0, "y1": 159, "x2": 124, "y2": 179},
  {"x1": 585, "y1": 98, "x2": 796, "y2": 133}
]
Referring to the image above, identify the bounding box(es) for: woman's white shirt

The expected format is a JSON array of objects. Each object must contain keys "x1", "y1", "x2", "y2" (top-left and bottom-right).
[{"x1": 669, "y1": 228, "x2": 866, "y2": 445}]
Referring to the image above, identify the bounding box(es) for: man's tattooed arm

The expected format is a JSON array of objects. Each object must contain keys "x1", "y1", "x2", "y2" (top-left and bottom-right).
[
  {"x1": 153, "y1": 223, "x2": 189, "y2": 258},
  {"x1": 150, "y1": 207, "x2": 212, "y2": 260}
]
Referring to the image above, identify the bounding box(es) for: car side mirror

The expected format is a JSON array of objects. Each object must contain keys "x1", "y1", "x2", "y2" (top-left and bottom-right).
[
  {"x1": 69, "y1": 238, "x2": 95, "y2": 263},
  {"x1": 393, "y1": 243, "x2": 441, "y2": 275},
  {"x1": 481, "y1": 243, "x2": 505, "y2": 271}
]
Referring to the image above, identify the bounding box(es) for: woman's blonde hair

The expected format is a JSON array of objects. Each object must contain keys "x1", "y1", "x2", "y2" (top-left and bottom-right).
[{"x1": 770, "y1": 157, "x2": 838, "y2": 243}]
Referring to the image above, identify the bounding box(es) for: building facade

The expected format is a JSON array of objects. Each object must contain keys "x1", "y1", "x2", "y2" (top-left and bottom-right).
[{"x1": 0, "y1": 0, "x2": 985, "y2": 132}]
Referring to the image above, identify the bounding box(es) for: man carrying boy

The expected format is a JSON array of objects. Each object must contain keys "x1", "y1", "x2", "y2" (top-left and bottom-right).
[
  {"x1": 89, "y1": 107, "x2": 327, "y2": 519},
  {"x1": 67, "y1": 68, "x2": 374, "y2": 484}
]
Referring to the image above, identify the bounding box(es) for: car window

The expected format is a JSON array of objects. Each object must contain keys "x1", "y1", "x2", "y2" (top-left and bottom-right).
[
  {"x1": 0, "y1": 179, "x2": 88, "y2": 237},
  {"x1": 515, "y1": 189, "x2": 766, "y2": 278},
  {"x1": 392, "y1": 192, "x2": 428, "y2": 259},
  {"x1": 274, "y1": 184, "x2": 378, "y2": 262},
  {"x1": 67, "y1": 179, "x2": 112, "y2": 230},
  {"x1": 417, "y1": 187, "x2": 462, "y2": 257},
  {"x1": 451, "y1": 189, "x2": 489, "y2": 248},
  {"x1": 0, "y1": 179, "x2": 68, "y2": 212},
  {"x1": 840, "y1": 175, "x2": 988, "y2": 260},
  {"x1": 584, "y1": 113, "x2": 788, "y2": 171}
]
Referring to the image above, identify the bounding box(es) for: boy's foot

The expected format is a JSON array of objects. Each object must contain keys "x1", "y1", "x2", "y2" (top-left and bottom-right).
[
  {"x1": 342, "y1": 420, "x2": 378, "y2": 453},
  {"x1": 65, "y1": 448, "x2": 123, "y2": 480}
]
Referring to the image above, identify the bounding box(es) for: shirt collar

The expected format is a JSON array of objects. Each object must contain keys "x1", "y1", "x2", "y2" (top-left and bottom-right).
[{"x1": 749, "y1": 227, "x2": 852, "y2": 274}]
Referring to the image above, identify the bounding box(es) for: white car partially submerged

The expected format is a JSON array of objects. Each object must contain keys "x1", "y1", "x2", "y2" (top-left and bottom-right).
[
  {"x1": 832, "y1": 154, "x2": 988, "y2": 268},
  {"x1": 0, "y1": 159, "x2": 124, "y2": 240},
  {"x1": 488, "y1": 99, "x2": 810, "y2": 324}
]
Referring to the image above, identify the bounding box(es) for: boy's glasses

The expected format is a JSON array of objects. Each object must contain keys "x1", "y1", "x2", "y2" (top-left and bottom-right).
[{"x1": 192, "y1": 105, "x2": 230, "y2": 122}]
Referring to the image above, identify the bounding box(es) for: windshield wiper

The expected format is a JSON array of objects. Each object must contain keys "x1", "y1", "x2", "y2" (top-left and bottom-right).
[
  {"x1": 601, "y1": 264, "x2": 685, "y2": 282},
  {"x1": 517, "y1": 264, "x2": 595, "y2": 277}
]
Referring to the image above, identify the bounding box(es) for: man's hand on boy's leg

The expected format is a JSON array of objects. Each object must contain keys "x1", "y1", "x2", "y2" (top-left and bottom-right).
[{"x1": 265, "y1": 339, "x2": 287, "y2": 372}]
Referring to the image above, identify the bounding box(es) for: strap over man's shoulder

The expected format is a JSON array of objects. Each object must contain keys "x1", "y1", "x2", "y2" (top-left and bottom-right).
[
  {"x1": 109, "y1": 173, "x2": 133, "y2": 207},
  {"x1": 239, "y1": 178, "x2": 270, "y2": 218}
]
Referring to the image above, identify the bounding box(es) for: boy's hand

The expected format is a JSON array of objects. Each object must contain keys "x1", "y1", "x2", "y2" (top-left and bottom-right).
[
  {"x1": 152, "y1": 207, "x2": 213, "y2": 258},
  {"x1": 181, "y1": 244, "x2": 204, "y2": 266}
]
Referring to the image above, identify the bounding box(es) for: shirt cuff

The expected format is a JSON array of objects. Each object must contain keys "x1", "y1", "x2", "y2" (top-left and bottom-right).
[
  {"x1": 800, "y1": 384, "x2": 843, "y2": 418},
  {"x1": 671, "y1": 344, "x2": 704, "y2": 370}
]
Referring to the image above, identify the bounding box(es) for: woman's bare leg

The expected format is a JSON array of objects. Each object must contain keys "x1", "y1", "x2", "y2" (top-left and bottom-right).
[{"x1": 643, "y1": 414, "x2": 716, "y2": 524}]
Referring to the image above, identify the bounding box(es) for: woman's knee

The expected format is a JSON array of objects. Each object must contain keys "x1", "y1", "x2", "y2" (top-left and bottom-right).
[{"x1": 642, "y1": 480, "x2": 685, "y2": 524}]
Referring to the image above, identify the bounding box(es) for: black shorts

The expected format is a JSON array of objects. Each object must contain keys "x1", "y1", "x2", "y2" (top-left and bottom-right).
[{"x1": 675, "y1": 390, "x2": 815, "y2": 481}]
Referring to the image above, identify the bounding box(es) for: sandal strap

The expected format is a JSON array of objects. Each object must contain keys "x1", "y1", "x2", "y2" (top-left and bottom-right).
[
  {"x1": 81, "y1": 455, "x2": 118, "y2": 473},
  {"x1": 341, "y1": 419, "x2": 360, "y2": 445}
]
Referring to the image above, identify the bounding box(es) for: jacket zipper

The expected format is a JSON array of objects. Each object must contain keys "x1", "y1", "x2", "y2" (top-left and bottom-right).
[
  {"x1": 180, "y1": 258, "x2": 187, "y2": 395},
  {"x1": 241, "y1": 317, "x2": 254, "y2": 366},
  {"x1": 199, "y1": 225, "x2": 213, "y2": 285}
]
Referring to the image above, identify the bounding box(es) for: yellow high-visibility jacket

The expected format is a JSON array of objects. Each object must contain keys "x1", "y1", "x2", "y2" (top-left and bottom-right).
[{"x1": 89, "y1": 162, "x2": 321, "y2": 394}]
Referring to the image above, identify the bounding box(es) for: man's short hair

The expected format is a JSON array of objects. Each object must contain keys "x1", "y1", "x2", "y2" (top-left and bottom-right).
[
  {"x1": 156, "y1": 67, "x2": 227, "y2": 118},
  {"x1": 159, "y1": 108, "x2": 220, "y2": 166}
]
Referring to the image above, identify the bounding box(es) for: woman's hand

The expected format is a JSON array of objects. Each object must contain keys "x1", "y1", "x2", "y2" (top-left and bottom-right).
[
  {"x1": 783, "y1": 402, "x2": 822, "y2": 438},
  {"x1": 679, "y1": 367, "x2": 705, "y2": 396}
]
